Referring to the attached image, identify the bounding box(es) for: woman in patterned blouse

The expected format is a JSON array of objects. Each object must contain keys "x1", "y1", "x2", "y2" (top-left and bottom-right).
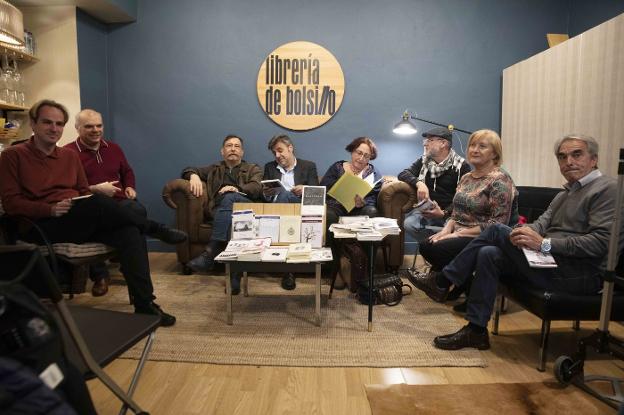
[{"x1": 411, "y1": 129, "x2": 517, "y2": 301}]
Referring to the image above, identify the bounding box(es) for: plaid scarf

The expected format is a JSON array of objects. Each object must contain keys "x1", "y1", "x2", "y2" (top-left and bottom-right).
[{"x1": 417, "y1": 149, "x2": 465, "y2": 183}]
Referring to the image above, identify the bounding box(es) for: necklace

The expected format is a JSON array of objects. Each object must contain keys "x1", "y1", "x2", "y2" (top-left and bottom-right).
[{"x1": 349, "y1": 163, "x2": 365, "y2": 175}]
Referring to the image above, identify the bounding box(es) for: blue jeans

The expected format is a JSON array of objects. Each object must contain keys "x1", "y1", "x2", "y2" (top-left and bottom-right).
[
  {"x1": 211, "y1": 192, "x2": 253, "y2": 241},
  {"x1": 273, "y1": 189, "x2": 301, "y2": 203},
  {"x1": 404, "y1": 208, "x2": 446, "y2": 253},
  {"x1": 442, "y1": 224, "x2": 601, "y2": 328}
]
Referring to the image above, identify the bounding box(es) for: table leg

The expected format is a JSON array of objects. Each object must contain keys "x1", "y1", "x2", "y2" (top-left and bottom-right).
[
  {"x1": 226, "y1": 263, "x2": 233, "y2": 325},
  {"x1": 243, "y1": 271, "x2": 249, "y2": 297},
  {"x1": 368, "y1": 242, "x2": 375, "y2": 332},
  {"x1": 315, "y1": 263, "x2": 321, "y2": 326}
]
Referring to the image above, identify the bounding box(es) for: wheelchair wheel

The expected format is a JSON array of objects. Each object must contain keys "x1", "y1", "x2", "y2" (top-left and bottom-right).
[{"x1": 554, "y1": 355, "x2": 577, "y2": 385}]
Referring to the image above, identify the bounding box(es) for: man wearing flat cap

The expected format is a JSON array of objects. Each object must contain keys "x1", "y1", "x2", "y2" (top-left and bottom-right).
[{"x1": 398, "y1": 126, "x2": 471, "y2": 242}]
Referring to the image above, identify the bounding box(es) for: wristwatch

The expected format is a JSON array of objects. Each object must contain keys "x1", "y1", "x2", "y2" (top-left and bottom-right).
[{"x1": 540, "y1": 238, "x2": 552, "y2": 254}]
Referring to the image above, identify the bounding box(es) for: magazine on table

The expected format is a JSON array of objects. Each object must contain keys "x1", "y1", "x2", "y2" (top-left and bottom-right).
[
  {"x1": 256, "y1": 214, "x2": 280, "y2": 242},
  {"x1": 301, "y1": 185, "x2": 326, "y2": 216},
  {"x1": 279, "y1": 215, "x2": 301, "y2": 243},
  {"x1": 231, "y1": 209, "x2": 255, "y2": 240},
  {"x1": 522, "y1": 248, "x2": 558, "y2": 268},
  {"x1": 261, "y1": 247, "x2": 288, "y2": 262},
  {"x1": 310, "y1": 248, "x2": 333, "y2": 262},
  {"x1": 300, "y1": 215, "x2": 323, "y2": 248}
]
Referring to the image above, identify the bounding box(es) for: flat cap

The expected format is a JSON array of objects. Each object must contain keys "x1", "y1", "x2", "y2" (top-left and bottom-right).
[{"x1": 422, "y1": 126, "x2": 452, "y2": 143}]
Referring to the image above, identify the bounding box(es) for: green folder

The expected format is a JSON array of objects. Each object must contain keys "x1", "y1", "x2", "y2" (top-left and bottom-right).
[{"x1": 327, "y1": 174, "x2": 380, "y2": 212}]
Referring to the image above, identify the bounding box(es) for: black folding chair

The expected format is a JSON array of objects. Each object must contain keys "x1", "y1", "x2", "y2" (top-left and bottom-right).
[{"x1": 0, "y1": 244, "x2": 159, "y2": 415}]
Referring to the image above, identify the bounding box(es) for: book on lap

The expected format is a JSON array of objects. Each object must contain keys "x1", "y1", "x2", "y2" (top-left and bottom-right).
[
  {"x1": 522, "y1": 248, "x2": 558, "y2": 268},
  {"x1": 261, "y1": 179, "x2": 286, "y2": 190},
  {"x1": 327, "y1": 174, "x2": 382, "y2": 212}
]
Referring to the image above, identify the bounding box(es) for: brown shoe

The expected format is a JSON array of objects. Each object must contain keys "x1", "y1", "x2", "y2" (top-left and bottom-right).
[
  {"x1": 407, "y1": 270, "x2": 449, "y2": 303},
  {"x1": 91, "y1": 278, "x2": 109, "y2": 297}
]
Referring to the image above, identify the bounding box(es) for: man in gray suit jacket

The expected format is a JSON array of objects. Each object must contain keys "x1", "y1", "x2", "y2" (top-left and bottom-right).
[{"x1": 263, "y1": 134, "x2": 319, "y2": 289}]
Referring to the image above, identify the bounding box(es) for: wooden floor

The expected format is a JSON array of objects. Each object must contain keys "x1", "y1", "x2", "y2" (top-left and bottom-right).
[{"x1": 87, "y1": 253, "x2": 624, "y2": 414}]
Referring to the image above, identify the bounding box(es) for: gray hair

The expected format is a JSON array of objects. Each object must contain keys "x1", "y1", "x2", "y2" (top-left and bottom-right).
[
  {"x1": 75, "y1": 109, "x2": 102, "y2": 129},
  {"x1": 554, "y1": 134, "x2": 599, "y2": 158},
  {"x1": 267, "y1": 134, "x2": 293, "y2": 151}
]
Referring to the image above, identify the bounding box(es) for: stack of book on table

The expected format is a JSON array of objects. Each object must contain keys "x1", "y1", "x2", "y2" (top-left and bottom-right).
[
  {"x1": 214, "y1": 238, "x2": 272, "y2": 261},
  {"x1": 286, "y1": 243, "x2": 312, "y2": 263},
  {"x1": 329, "y1": 216, "x2": 401, "y2": 241}
]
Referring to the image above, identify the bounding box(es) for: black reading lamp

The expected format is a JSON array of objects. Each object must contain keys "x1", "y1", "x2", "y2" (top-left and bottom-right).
[{"x1": 392, "y1": 111, "x2": 473, "y2": 136}]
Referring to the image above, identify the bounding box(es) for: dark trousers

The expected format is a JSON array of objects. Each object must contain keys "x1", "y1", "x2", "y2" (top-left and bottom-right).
[
  {"x1": 23, "y1": 194, "x2": 156, "y2": 307},
  {"x1": 443, "y1": 224, "x2": 602, "y2": 328},
  {"x1": 419, "y1": 236, "x2": 473, "y2": 271},
  {"x1": 90, "y1": 198, "x2": 148, "y2": 281}
]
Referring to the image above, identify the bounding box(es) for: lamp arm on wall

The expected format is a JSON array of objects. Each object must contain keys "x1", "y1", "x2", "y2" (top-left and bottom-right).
[{"x1": 409, "y1": 114, "x2": 472, "y2": 135}]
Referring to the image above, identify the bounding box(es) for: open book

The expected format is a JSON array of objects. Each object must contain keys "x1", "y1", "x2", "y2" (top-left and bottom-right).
[
  {"x1": 327, "y1": 174, "x2": 383, "y2": 212},
  {"x1": 522, "y1": 248, "x2": 557, "y2": 268},
  {"x1": 261, "y1": 179, "x2": 286, "y2": 190}
]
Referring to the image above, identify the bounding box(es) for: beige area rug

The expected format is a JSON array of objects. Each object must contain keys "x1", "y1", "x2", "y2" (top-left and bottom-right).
[
  {"x1": 365, "y1": 382, "x2": 615, "y2": 414},
  {"x1": 73, "y1": 273, "x2": 485, "y2": 368}
]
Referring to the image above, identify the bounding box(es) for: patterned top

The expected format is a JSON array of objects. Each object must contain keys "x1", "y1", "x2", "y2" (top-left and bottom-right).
[{"x1": 451, "y1": 167, "x2": 516, "y2": 230}]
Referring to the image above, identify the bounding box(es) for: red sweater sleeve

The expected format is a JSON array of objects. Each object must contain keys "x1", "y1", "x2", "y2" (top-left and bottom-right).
[{"x1": 0, "y1": 147, "x2": 53, "y2": 217}]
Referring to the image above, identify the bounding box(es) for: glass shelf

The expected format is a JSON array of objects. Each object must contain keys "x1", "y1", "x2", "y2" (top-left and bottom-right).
[{"x1": 0, "y1": 44, "x2": 38, "y2": 63}]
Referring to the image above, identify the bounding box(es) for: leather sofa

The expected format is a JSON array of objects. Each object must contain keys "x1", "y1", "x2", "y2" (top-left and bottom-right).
[{"x1": 162, "y1": 177, "x2": 417, "y2": 279}]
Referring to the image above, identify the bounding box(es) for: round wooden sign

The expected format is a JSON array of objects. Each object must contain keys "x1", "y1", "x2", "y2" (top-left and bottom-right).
[{"x1": 257, "y1": 41, "x2": 345, "y2": 131}]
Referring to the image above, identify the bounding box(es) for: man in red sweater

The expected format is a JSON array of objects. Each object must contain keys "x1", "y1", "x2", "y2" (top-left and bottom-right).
[
  {"x1": 64, "y1": 109, "x2": 146, "y2": 296},
  {"x1": 0, "y1": 99, "x2": 186, "y2": 327}
]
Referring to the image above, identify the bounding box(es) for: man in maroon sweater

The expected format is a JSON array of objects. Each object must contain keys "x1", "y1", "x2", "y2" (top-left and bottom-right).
[
  {"x1": 0, "y1": 99, "x2": 186, "y2": 327},
  {"x1": 64, "y1": 109, "x2": 146, "y2": 296}
]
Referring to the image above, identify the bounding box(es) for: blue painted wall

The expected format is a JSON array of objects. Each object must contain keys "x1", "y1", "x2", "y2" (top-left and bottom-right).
[
  {"x1": 569, "y1": 0, "x2": 624, "y2": 36},
  {"x1": 76, "y1": 9, "x2": 109, "y2": 127},
  {"x1": 75, "y1": 0, "x2": 623, "y2": 249}
]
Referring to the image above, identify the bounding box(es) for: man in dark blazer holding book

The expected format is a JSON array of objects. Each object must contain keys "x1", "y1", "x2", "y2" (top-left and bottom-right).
[
  {"x1": 411, "y1": 134, "x2": 621, "y2": 351},
  {"x1": 263, "y1": 134, "x2": 319, "y2": 203},
  {"x1": 263, "y1": 134, "x2": 319, "y2": 289}
]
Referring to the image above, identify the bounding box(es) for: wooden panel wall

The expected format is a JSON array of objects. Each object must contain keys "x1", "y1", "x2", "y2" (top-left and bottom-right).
[{"x1": 502, "y1": 13, "x2": 624, "y2": 187}]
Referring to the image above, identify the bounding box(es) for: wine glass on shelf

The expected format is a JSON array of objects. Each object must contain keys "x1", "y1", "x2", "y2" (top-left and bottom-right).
[
  {"x1": 1, "y1": 54, "x2": 15, "y2": 105},
  {"x1": 0, "y1": 54, "x2": 11, "y2": 104},
  {"x1": 12, "y1": 59, "x2": 24, "y2": 107}
]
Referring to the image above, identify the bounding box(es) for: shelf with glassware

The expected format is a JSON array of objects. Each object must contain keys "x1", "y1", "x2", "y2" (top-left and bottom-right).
[{"x1": 0, "y1": 45, "x2": 37, "y2": 140}]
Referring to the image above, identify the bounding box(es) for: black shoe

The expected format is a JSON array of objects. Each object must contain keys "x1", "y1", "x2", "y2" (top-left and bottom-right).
[
  {"x1": 187, "y1": 250, "x2": 215, "y2": 273},
  {"x1": 407, "y1": 270, "x2": 450, "y2": 303},
  {"x1": 135, "y1": 302, "x2": 176, "y2": 327},
  {"x1": 433, "y1": 325, "x2": 490, "y2": 350},
  {"x1": 281, "y1": 273, "x2": 296, "y2": 290},
  {"x1": 452, "y1": 300, "x2": 468, "y2": 313},
  {"x1": 447, "y1": 285, "x2": 465, "y2": 301},
  {"x1": 148, "y1": 223, "x2": 187, "y2": 245}
]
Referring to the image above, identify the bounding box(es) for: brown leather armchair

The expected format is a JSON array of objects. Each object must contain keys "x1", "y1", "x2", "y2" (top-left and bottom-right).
[{"x1": 162, "y1": 177, "x2": 416, "y2": 277}]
